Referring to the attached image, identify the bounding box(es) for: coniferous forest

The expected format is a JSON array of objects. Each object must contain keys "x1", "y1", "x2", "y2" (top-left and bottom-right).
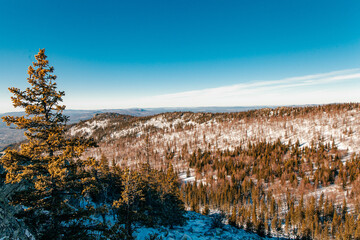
[{"x1": 1, "y1": 50, "x2": 360, "y2": 239}]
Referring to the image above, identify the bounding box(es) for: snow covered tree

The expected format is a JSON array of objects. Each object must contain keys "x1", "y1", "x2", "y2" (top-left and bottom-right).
[{"x1": 1, "y1": 49, "x2": 96, "y2": 239}]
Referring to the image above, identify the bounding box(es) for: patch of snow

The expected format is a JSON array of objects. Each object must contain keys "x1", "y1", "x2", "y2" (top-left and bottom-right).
[
  {"x1": 70, "y1": 120, "x2": 109, "y2": 136},
  {"x1": 135, "y1": 211, "x2": 269, "y2": 240}
]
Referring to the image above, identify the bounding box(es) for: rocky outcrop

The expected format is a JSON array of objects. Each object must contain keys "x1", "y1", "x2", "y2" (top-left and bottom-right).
[{"x1": 0, "y1": 181, "x2": 34, "y2": 239}]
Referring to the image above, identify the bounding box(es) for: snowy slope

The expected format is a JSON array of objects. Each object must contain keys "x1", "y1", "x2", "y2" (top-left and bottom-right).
[
  {"x1": 65, "y1": 105, "x2": 360, "y2": 239},
  {"x1": 136, "y1": 211, "x2": 272, "y2": 240},
  {"x1": 70, "y1": 105, "x2": 360, "y2": 164}
]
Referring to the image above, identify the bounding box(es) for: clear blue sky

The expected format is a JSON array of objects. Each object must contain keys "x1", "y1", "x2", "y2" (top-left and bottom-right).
[{"x1": 1, "y1": 0, "x2": 360, "y2": 113}]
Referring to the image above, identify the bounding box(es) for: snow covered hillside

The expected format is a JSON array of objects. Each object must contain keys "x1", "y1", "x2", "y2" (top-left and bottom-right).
[
  {"x1": 68, "y1": 104, "x2": 360, "y2": 240},
  {"x1": 69, "y1": 104, "x2": 360, "y2": 164}
]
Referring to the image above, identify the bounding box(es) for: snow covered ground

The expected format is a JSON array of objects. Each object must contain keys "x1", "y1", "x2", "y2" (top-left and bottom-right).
[{"x1": 136, "y1": 211, "x2": 271, "y2": 240}]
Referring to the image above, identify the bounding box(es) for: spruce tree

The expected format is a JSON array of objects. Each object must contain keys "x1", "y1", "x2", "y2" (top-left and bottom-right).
[
  {"x1": 342, "y1": 198, "x2": 347, "y2": 221},
  {"x1": 355, "y1": 218, "x2": 360, "y2": 240},
  {"x1": 1, "y1": 49, "x2": 96, "y2": 239},
  {"x1": 202, "y1": 204, "x2": 210, "y2": 215},
  {"x1": 160, "y1": 164, "x2": 186, "y2": 228},
  {"x1": 113, "y1": 168, "x2": 146, "y2": 239},
  {"x1": 228, "y1": 206, "x2": 237, "y2": 227},
  {"x1": 255, "y1": 218, "x2": 266, "y2": 237}
]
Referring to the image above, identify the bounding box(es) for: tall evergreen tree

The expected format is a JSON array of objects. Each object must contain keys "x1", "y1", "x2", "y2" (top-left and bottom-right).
[
  {"x1": 355, "y1": 218, "x2": 360, "y2": 240},
  {"x1": 228, "y1": 206, "x2": 237, "y2": 227},
  {"x1": 113, "y1": 168, "x2": 146, "y2": 239},
  {"x1": 159, "y1": 164, "x2": 186, "y2": 228},
  {"x1": 1, "y1": 49, "x2": 96, "y2": 239}
]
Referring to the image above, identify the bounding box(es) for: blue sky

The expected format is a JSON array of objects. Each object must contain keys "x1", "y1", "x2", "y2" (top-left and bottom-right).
[{"x1": 1, "y1": 0, "x2": 360, "y2": 113}]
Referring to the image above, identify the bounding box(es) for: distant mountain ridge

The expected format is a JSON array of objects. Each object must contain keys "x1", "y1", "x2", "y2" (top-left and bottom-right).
[{"x1": 0, "y1": 106, "x2": 271, "y2": 151}]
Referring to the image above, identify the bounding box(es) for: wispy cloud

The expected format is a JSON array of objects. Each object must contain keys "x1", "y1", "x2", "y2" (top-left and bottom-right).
[{"x1": 122, "y1": 68, "x2": 360, "y2": 108}]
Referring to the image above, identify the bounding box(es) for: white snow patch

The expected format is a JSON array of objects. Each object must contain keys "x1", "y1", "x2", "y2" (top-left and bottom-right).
[{"x1": 135, "y1": 211, "x2": 268, "y2": 240}]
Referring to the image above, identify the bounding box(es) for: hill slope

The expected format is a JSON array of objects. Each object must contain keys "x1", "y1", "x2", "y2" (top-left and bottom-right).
[
  {"x1": 0, "y1": 106, "x2": 265, "y2": 151},
  {"x1": 69, "y1": 103, "x2": 360, "y2": 239}
]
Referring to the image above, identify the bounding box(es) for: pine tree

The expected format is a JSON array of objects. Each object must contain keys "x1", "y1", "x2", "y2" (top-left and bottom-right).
[
  {"x1": 202, "y1": 204, "x2": 210, "y2": 215},
  {"x1": 342, "y1": 198, "x2": 347, "y2": 221},
  {"x1": 285, "y1": 212, "x2": 291, "y2": 234},
  {"x1": 343, "y1": 214, "x2": 355, "y2": 240},
  {"x1": 100, "y1": 154, "x2": 110, "y2": 173},
  {"x1": 190, "y1": 198, "x2": 199, "y2": 213},
  {"x1": 321, "y1": 222, "x2": 330, "y2": 240},
  {"x1": 159, "y1": 164, "x2": 186, "y2": 228},
  {"x1": 113, "y1": 169, "x2": 146, "y2": 239},
  {"x1": 88, "y1": 155, "x2": 117, "y2": 229},
  {"x1": 271, "y1": 214, "x2": 281, "y2": 233},
  {"x1": 255, "y1": 218, "x2": 266, "y2": 237},
  {"x1": 1, "y1": 49, "x2": 96, "y2": 239},
  {"x1": 228, "y1": 206, "x2": 237, "y2": 227},
  {"x1": 331, "y1": 211, "x2": 341, "y2": 236},
  {"x1": 245, "y1": 208, "x2": 254, "y2": 232},
  {"x1": 264, "y1": 212, "x2": 270, "y2": 236},
  {"x1": 300, "y1": 219, "x2": 311, "y2": 240},
  {"x1": 355, "y1": 218, "x2": 360, "y2": 240}
]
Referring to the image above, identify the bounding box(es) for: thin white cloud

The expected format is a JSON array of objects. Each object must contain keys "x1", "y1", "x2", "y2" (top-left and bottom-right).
[
  {"x1": 121, "y1": 68, "x2": 360, "y2": 108},
  {"x1": 3, "y1": 68, "x2": 359, "y2": 114}
]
